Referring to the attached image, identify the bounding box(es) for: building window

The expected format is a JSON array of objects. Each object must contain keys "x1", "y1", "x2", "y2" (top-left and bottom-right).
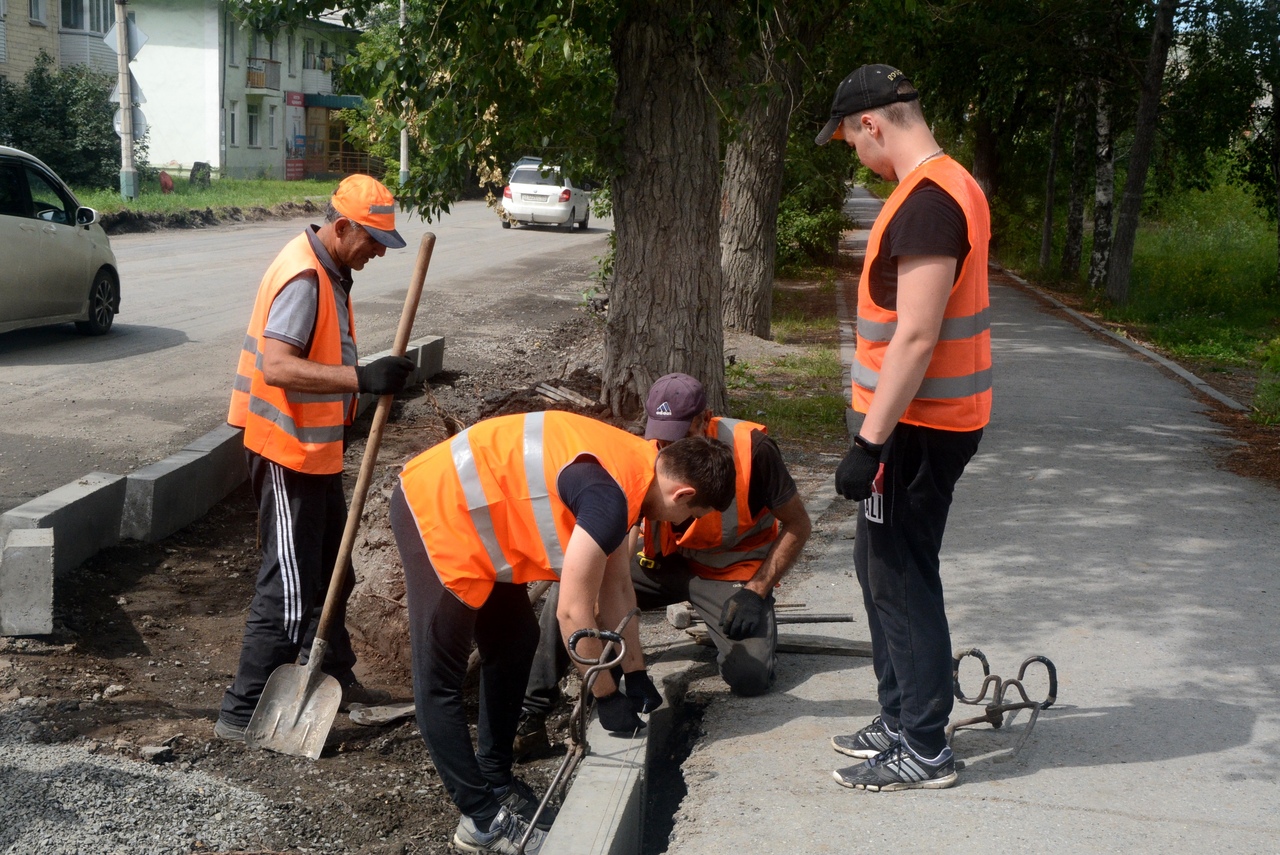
[
  {"x1": 303, "y1": 37, "x2": 314, "y2": 70},
  {"x1": 89, "y1": 0, "x2": 106, "y2": 31},
  {"x1": 1, "y1": 1, "x2": 8, "y2": 65},
  {"x1": 268, "y1": 105, "x2": 277, "y2": 148},
  {"x1": 228, "y1": 100, "x2": 238, "y2": 146},
  {"x1": 247, "y1": 102, "x2": 260, "y2": 147},
  {"x1": 59, "y1": 0, "x2": 107, "y2": 32},
  {"x1": 267, "y1": 34, "x2": 276, "y2": 61},
  {"x1": 287, "y1": 33, "x2": 295, "y2": 75},
  {"x1": 60, "y1": 0, "x2": 80, "y2": 28},
  {"x1": 29, "y1": 0, "x2": 45, "y2": 24},
  {"x1": 248, "y1": 29, "x2": 258, "y2": 59},
  {"x1": 227, "y1": 20, "x2": 237, "y2": 65}
]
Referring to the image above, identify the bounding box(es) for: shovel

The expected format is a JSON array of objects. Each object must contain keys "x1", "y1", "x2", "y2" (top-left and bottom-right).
[{"x1": 244, "y1": 232, "x2": 437, "y2": 760}]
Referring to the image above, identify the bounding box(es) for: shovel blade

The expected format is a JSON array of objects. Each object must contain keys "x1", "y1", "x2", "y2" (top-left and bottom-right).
[{"x1": 243, "y1": 664, "x2": 342, "y2": 759}]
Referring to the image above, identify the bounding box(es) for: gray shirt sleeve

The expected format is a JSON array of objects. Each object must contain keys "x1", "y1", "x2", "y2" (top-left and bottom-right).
[{"x1": 263, "y1": 272, "x2": 319, "y2": 350}]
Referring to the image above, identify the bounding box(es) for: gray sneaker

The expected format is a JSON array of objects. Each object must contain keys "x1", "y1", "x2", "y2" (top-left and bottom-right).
[
  {"x1": 453, "y1": 806, "x2": 545, "y2": 854},
  {"x1": 832, "y1": 742, "x2": 958, "y2": 792},
  {"x1": 213, "y1": 718, "x2": 246, "y2": 743},
  {"x1": 831, "y1": 715, "x2": 899, "y2": 759},
  {"x1": 496, "y1": 777, "x2": 557, "y2": 830}
]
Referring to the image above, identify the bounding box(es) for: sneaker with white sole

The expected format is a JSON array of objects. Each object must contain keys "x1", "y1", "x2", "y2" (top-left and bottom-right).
[
  {"x1": 495, "y1": 777, "x2": 558, "y2": 830},
  {"x1": 213, "y1": 718, "x2": 246, "y2": 743},
  {"x1": 453, "y1": 806, "x2": 545, "y2": 854},
  {"x1": 832, "y1": 741, "x2": 958, "y2": 792},
  {"x1": 831, "y1": 715, "x2": 899, "y2": 759}
]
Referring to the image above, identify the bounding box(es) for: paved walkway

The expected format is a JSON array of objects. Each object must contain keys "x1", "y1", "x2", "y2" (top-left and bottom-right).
[{"x1": 662, "y1": 187, "x2": 1280, "y2": 853}]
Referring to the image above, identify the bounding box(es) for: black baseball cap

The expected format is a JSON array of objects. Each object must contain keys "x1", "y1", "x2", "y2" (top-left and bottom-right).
[{"x1": 815, "y1": 64, "x2": 918, "y2": 145}]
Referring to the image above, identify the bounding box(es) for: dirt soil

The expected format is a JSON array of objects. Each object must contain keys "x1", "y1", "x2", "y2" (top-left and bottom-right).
[{"x1": 2, "y1": 271, "x2": 1277, "y2": 855}]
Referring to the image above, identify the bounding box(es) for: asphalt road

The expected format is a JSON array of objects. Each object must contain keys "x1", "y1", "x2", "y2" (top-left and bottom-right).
[{"x1": 0, "y1": 200, "x2": 613, "y2": 513}]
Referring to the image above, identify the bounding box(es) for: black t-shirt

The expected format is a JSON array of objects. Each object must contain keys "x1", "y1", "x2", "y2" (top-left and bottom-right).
[
  {"x1": 869, "y1": 180, "x2": 969, "y2": 311},
  {"x1": 555, "y1": 459, "x2": 630, "y2": 555}
]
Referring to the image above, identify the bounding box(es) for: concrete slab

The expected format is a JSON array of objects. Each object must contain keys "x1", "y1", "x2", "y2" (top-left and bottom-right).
[
  {"x1": 121, "y1": 425, "x2": 249, "y2": 543},
  {"x1": 0, "y1": 473, "x2": 125, "y2": 579},
  {"x1": 0, "y1": 528, "x2": 54, "y2": 636}
]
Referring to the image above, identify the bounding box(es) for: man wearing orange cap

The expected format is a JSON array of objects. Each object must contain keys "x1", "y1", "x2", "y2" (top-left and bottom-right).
[{"x1": 217, "y1": 175, "x2": 413, "y2": 741}]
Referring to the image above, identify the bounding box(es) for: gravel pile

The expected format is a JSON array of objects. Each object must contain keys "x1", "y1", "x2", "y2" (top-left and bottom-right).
[{"x1": 0, "y1": 700, "x2": 285, "y2": 854}]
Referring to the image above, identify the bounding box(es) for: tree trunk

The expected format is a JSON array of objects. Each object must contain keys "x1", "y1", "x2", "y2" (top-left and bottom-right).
[
  {"x1": 1105, "y1": 0, "x2": 1178, "y2": 305},
  {"x1": 604, "y1": 1, "x2": 728, "y2": 416},
  {"x1": 971, "y1": 109, "x2": 1000, "y2": 202},
  {"x1": 1039, "y1": 91, "x2": 1065, "y2": 270},
  {"x1": 720, "y1": 73, "x2": 793, "y2": 337},
  {"x1": 1060, "y1": 82, "x2": 1091, "y2": 280},
  {"x1": 1088, "y1": 80, "x2": 1114, "y2": 291}
]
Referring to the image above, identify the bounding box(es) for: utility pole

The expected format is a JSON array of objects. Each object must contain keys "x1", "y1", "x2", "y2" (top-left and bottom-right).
[
  {"x1": 398, "y1": 0, "x2": 410, "y2": 188},
  {"x1": 114, "y1": 0, "x2": 137, "y2": 199}
]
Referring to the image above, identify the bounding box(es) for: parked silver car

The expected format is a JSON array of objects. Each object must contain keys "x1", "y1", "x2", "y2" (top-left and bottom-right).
[
  {"x1": 0, "y1": 145, "x2": 120, "y2": 335},
  {"x1": 500, "y1": 164, "x2": 591, "y2": 230}
]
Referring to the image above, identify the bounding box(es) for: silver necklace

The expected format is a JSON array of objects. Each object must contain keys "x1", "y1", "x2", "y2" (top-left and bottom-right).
[{"x1": 910, "y1": 147, "x2": 944, "y2": 173}]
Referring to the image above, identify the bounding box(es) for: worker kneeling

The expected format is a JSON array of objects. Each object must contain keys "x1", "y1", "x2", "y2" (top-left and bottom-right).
[{"x1": 390, "y1": 411, "x2": 735, "y2": 854}]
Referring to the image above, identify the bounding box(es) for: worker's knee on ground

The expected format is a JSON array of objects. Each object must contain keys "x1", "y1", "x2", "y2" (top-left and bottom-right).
[{"x1": 720, "y1": 649, "x2": 773, "y2": 697}]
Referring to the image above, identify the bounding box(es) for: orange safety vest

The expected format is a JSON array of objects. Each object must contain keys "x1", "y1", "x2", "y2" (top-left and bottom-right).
[
  {"x1": 644, "y1": 417, "x2": 777, "y2": 582},
  {"x1": 398, "y1": 411, "x2": 658, "y2": 608},
  {"x1": 853, "y1": 156, "x2": 992, "y2": 431},
  {"x1": 227, "y1": 232, "x2": 355, "y2": 474}
]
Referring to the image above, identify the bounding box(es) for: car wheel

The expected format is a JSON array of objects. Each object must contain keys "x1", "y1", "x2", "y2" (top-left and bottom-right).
[
  {"x1": 577, "y1": 209, "x2": 590, "y2": 231},
  {"x1": 502, "y1": 219, "x2": 512, "y2": 229},
  {"x1": 564, "y1": 208, "x2": 575, "y2": 229},
  {"x1": 75, "y1": 269, "x2": 117, "y2": 336}
]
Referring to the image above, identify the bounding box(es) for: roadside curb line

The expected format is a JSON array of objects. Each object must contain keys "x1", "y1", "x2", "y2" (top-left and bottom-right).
[
  {"x1": 997, "y1": 266, "x2": 1248, "y2": 412},
  {"x1": 0, "y1": 336, "x2": 444, "y2": 636}
]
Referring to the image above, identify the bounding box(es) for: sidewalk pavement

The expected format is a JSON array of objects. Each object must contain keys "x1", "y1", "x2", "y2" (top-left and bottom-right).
[{"x1": 660, "y1": 187, "x2": 1280, "y2": 853}]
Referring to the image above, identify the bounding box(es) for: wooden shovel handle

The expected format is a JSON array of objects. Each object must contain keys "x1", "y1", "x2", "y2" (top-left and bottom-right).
[{"x1": 313, "y1": 232, "x2": 436, "y2": 648}]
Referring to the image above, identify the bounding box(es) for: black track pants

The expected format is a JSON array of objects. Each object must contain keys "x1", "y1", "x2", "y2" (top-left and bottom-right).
[
  {"x1": 854, "y1": 423, "x2": 981, "y2": 757},
  {"x1": 391, "y1": 484, "x2": 539, "y2": 827},
  {"x1": 219, "y1": 450, "x2": 357, "y2": 726}
]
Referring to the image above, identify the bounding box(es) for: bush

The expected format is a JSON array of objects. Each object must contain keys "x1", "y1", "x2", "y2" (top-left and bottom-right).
[
  {"x1": 0, "y1": 52, "x2": 119, "y2": 189},
  {"x1": 775, "y1": 198, "x2": 851, "y2": 275},
  {"x1": 1255, "y1": 337, "x2": 1280, "y2": 425}
]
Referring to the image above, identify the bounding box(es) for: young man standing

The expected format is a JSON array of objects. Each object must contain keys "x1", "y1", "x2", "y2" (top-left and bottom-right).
[
  {"x1": 218, "y1": 175, "x2": 412, "y2": 741},
  {"x1": 817, "y1": 64, "x2": 991, "y2": 791},
  {"x1": 391, "y1": 411, "x2": 734, "y2": 853}
]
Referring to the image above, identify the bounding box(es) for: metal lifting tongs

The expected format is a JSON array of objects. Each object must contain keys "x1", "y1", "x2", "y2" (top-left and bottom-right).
[{"x1": 517, "y1": 607, "x2": 640, "y2": 854}]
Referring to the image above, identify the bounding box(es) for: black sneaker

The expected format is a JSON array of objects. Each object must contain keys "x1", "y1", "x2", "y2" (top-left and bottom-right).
[
  {"x1": 453, "y1": 806, "x2": 545, "y2": 854},
  {"x1": 832, "y1": 742, "x2": 958, "y2": 791},
  {"x1": 512, "y1": 712, "x2": 551, "y2": 761},
  {"x1": 831, "y1": 715, "x2": 899, "y2": 759},
  {"x1": 495, "y1": 777, "x2": 558, "y2": 830},
  {"x1": 340, "y1": 680, "x2": 391, "y2": 711}
]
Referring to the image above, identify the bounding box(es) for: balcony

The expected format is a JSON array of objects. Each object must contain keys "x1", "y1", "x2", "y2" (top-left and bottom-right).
[{"x1": 246, "y1": 58, "x2": 281, "y2": 94}]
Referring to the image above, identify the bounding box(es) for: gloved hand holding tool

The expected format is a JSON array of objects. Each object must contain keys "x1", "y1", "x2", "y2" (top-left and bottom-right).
[
  {"x1": 834, "y1": 435, "x2": 883, "y2": 501},
  {"x1": 356, "y1": 355, "x2": 415, "y2": 395},
  {"x1": 720, "y1": 588, "x2": 767, "y2": 640},
  {"x1": 623, "y1": 669, "x2": 663, "y2": 713},
  {"x1": 596, "y1": 691, "x2": 645, "y2": 733}
]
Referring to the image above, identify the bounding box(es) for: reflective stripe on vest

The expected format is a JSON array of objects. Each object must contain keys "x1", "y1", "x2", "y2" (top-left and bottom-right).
[
  {"x1": 227, "y1": 232, "x2": 355, "y2": 474},
  {"x1": 852, "y1": 156, "x2": 992, "y2": 431},
  {"x1": 399, "y1": 412, "x2": 656, "y2": 608}
]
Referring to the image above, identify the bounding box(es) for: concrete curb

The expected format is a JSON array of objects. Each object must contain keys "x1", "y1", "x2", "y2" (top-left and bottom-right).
[
  {"x1": 0, "y1": 335, "x2": 444, "y2": 635},
  {"x1": 998, "y1": 266, "x2": 1248, "y2": 412}
]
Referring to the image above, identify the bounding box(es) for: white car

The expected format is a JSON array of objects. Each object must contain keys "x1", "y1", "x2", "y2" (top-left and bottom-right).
[
  {"x1": 0, "y1": 145, "x2": 120, "y2": 336},
  {"x1": 501, "y1": 164, "x2": 591, "y2": 230}
]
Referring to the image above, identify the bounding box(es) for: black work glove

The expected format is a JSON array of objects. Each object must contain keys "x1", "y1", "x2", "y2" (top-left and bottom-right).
[
  {"x1": 623, "y1": 670, "x2": 663, "y2": 714},
  {"x1": 720, "y1": 588, "x2": 767, "y2": 640},
  {"x1": 355, "y1": 355, "x2": 415, "y2": 395},
  {"x1": 834, "y1": 436, "x2": 883, "y2": 501},
  {"x1": 595, "y1": 691, "x2": 645, "y2": 733}
]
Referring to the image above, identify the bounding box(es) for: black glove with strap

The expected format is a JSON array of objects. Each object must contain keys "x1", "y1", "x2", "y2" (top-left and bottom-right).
[
  {"x1": 623, "y1": 669, "x2": 663, "y2": 714},
  {"x1": 834, "y1": 435, "x2": 883, "y2": 501},
  {"x1": 356, "y1": 355, "x2": 415, "y2": 395},
  {"x1": 720, "y1": 588, "x2": 767, "y2": 640},
  {"x1": 595, "y1": 691, "x2": 645, "y2": 733}
]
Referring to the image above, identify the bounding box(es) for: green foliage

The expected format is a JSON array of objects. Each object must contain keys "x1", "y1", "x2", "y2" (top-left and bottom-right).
[
  {"x1": 0, "y1": 53, "x2": 119, "y2": 190},
  {"x1": 1254, "y1": 337, "x2": 1280, "y2": 425},
  {"x1": 1101, "y1": 178, "x2": 1279, "y2": 364},
  {"x1": 73, "y1": 178, "x2": 338, "y2": 214},
  {"x1": 775, "y1": 197, "x2": 851, "y2": 275}
]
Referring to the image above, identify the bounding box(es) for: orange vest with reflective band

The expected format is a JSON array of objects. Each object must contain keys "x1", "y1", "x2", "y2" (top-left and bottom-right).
[
  {"x1": 227, "y1": 232, "x2": 355, "y2": 474},
  {"x1": 644, "y1": 417, "x2": 777, "y2": 582},
  {"x1": 398, "y1": 411, "x2": 658, "y2": 608},
  {"x1": 853, "y1": 156, "x2": 992, "y2": 431}
]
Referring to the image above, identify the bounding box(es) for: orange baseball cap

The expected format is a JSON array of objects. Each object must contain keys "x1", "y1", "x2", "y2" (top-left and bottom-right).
[{"x1": 331, "y1": 174, "x2": 406, "y2": 248}]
